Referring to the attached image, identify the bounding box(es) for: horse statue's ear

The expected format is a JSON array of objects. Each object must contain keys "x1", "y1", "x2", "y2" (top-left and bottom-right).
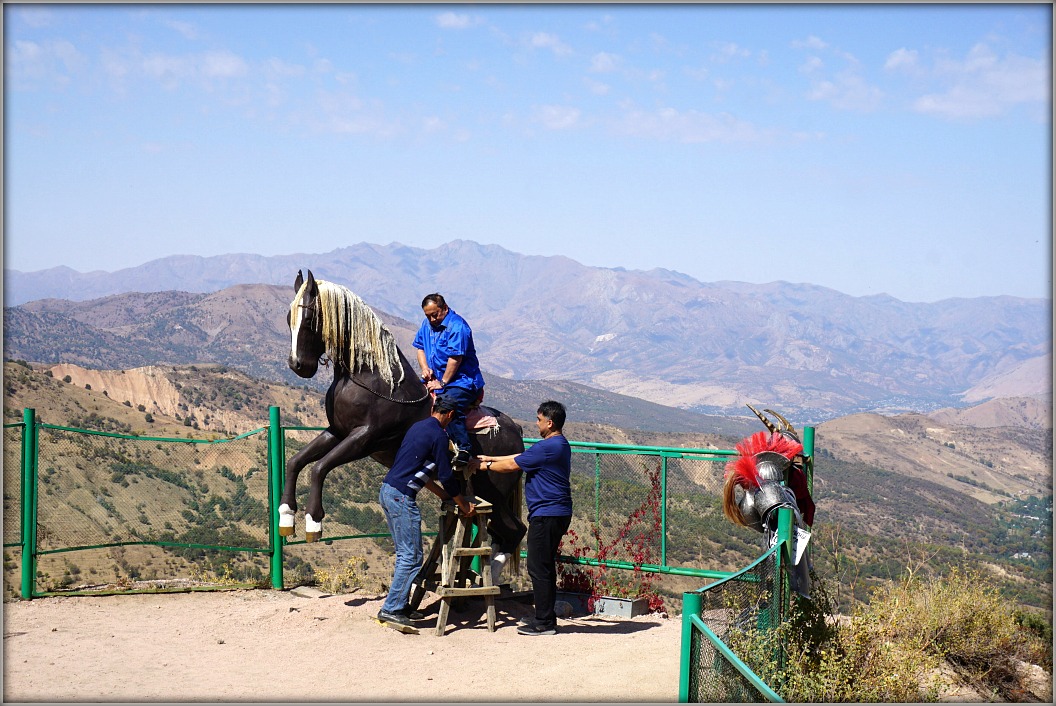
[{"x1": 295, "y1": 270, "x2": 304, "y2": 292}]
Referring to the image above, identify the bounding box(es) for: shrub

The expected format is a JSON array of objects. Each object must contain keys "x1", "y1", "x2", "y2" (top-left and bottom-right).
[
  {"x1": 727, "y1": 567, "x2": 1050, "y2": 702},
  {"x1": 313, "y1": 556, "x2": 367, "y2": 594}
]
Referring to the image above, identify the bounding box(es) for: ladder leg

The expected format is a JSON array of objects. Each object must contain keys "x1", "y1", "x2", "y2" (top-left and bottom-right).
[{"x1": 479, "y1": 515, "x2": 497, "y2": 631}]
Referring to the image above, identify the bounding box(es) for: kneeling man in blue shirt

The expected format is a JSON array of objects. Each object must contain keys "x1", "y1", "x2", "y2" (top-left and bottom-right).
[{"x1": 378, "y1": 396, "x2": 476, "y2": 629}]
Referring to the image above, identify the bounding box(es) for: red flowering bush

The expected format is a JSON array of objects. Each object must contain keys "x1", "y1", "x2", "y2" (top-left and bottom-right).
[{"x1": 557, "y1": 461, "x2": 665, "y2": 614}]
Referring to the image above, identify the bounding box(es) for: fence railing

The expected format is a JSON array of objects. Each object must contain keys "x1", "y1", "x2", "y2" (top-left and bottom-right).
[{"x1": 6, "y1": 405, "x2": 813, "y2": 700}]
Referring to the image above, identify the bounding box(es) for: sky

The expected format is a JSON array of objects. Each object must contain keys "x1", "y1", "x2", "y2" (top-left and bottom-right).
[{"x1": 3, "y1": 3, "x2": 1052, "y2": 303}]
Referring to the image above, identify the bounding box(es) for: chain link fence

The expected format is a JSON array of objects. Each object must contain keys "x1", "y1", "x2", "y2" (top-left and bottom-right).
[
  {"x1": 24, "y1": 423, "x2": 271, "y2": 594},
  {"x1": 683, "y1": 542, "x2": 787, "y2": 702}
]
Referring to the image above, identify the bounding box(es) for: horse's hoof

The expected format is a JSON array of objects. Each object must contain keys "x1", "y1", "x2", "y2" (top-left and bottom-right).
[
  {"x1": 305, "y1": 513, "x2": 322, "y2": 543},
  {"x1": 278, "y1": 503, "x2": 296, "y2": 537}
]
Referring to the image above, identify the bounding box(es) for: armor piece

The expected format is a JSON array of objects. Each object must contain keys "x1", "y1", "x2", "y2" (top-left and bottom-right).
[
  {"x1": 723, "y1": 428, "x2": 804, "y2": 533},
  {"x1": 733, "y1": 485, "x2": 763, "y2": 533},
  {"x1": 755, "y1": 451, "x2": 790, "y2": 483}
]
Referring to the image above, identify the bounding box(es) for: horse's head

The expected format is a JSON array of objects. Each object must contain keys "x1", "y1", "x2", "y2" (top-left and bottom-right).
[{"x1": 288, "y1": 269, "x2": 326, "y2": 378}]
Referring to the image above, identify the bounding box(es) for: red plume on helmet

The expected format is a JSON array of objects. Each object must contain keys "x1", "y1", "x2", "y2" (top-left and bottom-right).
[{"x1": 724, "y1": 431, "x2": 804, "y2": 490}]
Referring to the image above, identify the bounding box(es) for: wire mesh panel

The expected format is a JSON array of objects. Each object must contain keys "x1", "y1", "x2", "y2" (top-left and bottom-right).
[
  {"x1": 3, "y1": 425, "x2": 25, "y2": 599},
  {"x1": 278, "y1": 428, "x2": 419, "y2": 588},
  {"x1": 665, "y1": 455, "x2": 763, "y2": 574},
  {"x1": 3, "y1": 425, "x2": 23, "y2": 547},
  {"x1": 31, "y1": 425, "x2": 271, "y2": 592},
  {"x1": 686, "y1": 544, "x2": 786, "y2": 702}
]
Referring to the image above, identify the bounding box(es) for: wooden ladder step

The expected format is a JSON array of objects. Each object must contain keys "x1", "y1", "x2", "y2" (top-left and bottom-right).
[
  {"x1": 451, "y1": 547, "x2": 492, "y2": 557},
  {"x1": 436, "y1": 585, "x2": 501, "y2": 598}
]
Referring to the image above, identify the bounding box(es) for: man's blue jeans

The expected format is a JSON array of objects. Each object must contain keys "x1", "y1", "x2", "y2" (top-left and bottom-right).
[
  {"x1": 440, "y1": 384, "x2": 480, "y2": 455},
  {"x1": 379, "y1": 483, "x2": 423, "y2": 613}
]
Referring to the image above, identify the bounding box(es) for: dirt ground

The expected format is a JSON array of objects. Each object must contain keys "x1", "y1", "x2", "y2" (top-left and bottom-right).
[{"x1": 2, "y1": 587, "x2": 683, "y2": 703}]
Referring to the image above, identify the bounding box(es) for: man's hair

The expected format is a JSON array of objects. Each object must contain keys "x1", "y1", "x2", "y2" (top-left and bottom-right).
[
  {"x1": 421, "y1": 293, "x2": 447, "y2": 309},
  {"x1": 537, "y1": 400, "x2": 566, "y2": 430}
]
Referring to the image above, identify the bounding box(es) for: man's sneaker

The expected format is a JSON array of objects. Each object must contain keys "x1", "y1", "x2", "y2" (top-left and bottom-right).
[
  {"x1": 517, "y1": 620, "x2": 557, "y2": 636},
  {"x1": 377, "y1": 609, "x2": 414, "y2": 628}
]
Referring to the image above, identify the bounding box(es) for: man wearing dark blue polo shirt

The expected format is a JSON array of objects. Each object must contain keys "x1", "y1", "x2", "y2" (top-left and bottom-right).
[
  {"x1": 413, "y1": 293, "x2": 486, "y2": 467},
  {"x1": 378, "y1": 396, "x2": 476, "y2": 629},
  {"x1": 474, "y1": 400, "x2": 572, "y2": 636}
]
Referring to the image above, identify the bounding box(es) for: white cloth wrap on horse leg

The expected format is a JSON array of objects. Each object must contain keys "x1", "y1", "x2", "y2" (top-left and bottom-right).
[
  {"x1": 278, "y1": 503, "x2": 295, "y2": 530},
  {"x1": 305, "y1": 513, "x2": 322, "y2": 534},
  {"x1": 490, "y1": 546, "x2": 509, "y2": 584}
]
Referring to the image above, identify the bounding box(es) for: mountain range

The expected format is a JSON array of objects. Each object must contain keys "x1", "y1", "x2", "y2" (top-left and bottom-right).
[{"x1": 4, "y1": 240, "x2": 1051, "y2": 420}]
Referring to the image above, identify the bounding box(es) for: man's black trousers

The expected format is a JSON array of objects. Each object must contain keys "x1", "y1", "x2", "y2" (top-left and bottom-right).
[{"x1": 526, "y1": 514, "x2": 573, "y2": 627}]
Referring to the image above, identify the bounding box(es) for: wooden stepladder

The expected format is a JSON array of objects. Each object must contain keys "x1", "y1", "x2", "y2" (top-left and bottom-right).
[{"x1": 408, "y1": 496, "x2": 499, "y2": 636}]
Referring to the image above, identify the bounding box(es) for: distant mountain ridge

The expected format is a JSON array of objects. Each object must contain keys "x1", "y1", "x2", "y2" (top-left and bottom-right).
[{"x1": 4, "y1": 240, "x2": 1050, "y2": 419}]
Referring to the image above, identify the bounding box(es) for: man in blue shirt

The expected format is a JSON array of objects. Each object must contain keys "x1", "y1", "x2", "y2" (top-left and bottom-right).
[
  {"x1": 473, "y1": 400, "x2": 572, "y2": 636},
  {"x1": 378, "y1": 396, "x2": 476, "y2": 629},
  {"x1": 413, "y1": 293, "x2": 485, "y2": 466}
]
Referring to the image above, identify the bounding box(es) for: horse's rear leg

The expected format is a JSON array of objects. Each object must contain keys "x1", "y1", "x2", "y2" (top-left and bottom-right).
[{"x1": 280, "y1": 430, "x2": 341, "y2": 538}]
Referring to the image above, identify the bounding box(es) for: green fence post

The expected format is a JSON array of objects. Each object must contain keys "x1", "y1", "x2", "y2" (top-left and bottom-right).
[
  {"x1": 660, "y1": 454, "x2": 669, "y2": 567},
  {"x1": 268, "y1": 406, "x2": 284, "y2": 590},
  {"x1": 802, "y1": 426, "x2": 815, "y2": 494},
  {"x1": 594, "y1": 452, "x2": 601, "y2": 553},
  {"x1": 20, "y1": 408, "x2": 38, "y2": 600},
  {"x1": 679, "y1": 590, "x2": 703, "y2": 702}
]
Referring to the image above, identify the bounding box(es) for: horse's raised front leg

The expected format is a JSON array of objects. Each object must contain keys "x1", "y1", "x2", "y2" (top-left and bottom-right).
[
  {"x1": 303, "y1": 427, "x2": 374, "y2": 542},
  {"x1": 279, "y1": 429, "x2": 341, "y2": 538}
]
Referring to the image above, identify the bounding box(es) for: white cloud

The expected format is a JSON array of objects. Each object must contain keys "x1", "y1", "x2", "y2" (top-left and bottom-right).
[
  {"x1": 792, "y1": 36, "x2": 828, "y2": 51},
  {"x1": 799, "y1": 56, "x2": 824, "y2": 74},
  {"x1": 16, "y1": 8, "x2": 56, "y2": 28},
  {"x1": 529, "y1": 32, "x2": 572, "y2": 57},
  {"x1": 793, "y1": 38, "x2": 881, "y2": 112},
  {"x1": 590, "y1": 51, "x2": 619, "y2": 73},
  {"x1": 436, "y1": 12, "x2": 480, "y2": 29},
  {"x1": 533, "y1": 104, "x2": 581, "y2": 130},
  {"x1": 164, "y1": 20, "x2": 199, "y2": 41},
  {"x1": 710, "y1": 41, "x2": 751, "y2": 63},
  {"x1": 6, "y1": 38, "x2": 86, "y2": 86},
  {"x1": 201, "y1": 50, "x2": 248, "y2": 79},
  {"x1": 884, "y1": 48, "x2": 918, "y2": 71},
  {"x1": 614, "y1": 106, "x2": 770, "y2": 144},
  {"x1": 807, "y1": 71, "x2": 883, "y2": 111},
  {"x1": 912, "y1": 43, "x2": 1048, "y2": 119},
  {"x1": 265, "y1": 58, "x2": 306, "y2": 79},
  {"x1": 584, "y1": 77, "x2": 610, "y2": 95}
]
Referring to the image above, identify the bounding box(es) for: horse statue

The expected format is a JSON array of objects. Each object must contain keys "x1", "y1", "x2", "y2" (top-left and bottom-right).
[{"x1": 281, "y1": 269, "x2": 527, "y2": 577}]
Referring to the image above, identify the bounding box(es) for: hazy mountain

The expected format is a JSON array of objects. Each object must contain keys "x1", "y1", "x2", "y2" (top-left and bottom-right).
[{"x1": 4, "y1": 240, "x2": 1050, "y2": 419}]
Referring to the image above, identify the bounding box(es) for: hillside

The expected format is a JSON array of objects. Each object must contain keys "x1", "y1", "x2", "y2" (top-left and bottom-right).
[
  {"x1": 3, "y1": 361, "x2": 1050, "y2": 614},
  {"x1": 6, "y1": 240, "x2": 1050, "y2": 418}
]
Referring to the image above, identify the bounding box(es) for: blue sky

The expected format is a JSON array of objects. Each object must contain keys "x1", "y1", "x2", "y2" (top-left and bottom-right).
[{"x1": 4, "y1": 3, "x2": 1051, "y2": 303}]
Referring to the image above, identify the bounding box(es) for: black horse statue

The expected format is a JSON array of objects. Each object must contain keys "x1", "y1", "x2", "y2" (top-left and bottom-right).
[{"x1": 281, "y1": 269, "x2": 527, "y2": 575}]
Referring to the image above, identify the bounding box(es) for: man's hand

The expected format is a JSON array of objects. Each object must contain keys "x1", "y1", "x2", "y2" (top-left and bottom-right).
[{"x1": 457, "y1": 501, "x2": 477, "y2": 518}]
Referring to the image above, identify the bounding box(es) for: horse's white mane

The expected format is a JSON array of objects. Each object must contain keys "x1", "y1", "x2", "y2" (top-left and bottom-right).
[{"x1": 291, "y1": 278, "x2": 405, "y2": 390}]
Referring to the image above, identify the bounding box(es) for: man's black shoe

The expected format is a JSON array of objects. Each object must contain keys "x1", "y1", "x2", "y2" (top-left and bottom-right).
[
  {"x1": 517, "y1": 621, "x2": 557, "y2": 636},
  {"x1": 377, "y1": 609, "x2": 414, "y2": 628},
  {"x1": 399, "y1": 607, "x2": 425, "y2": 621}
]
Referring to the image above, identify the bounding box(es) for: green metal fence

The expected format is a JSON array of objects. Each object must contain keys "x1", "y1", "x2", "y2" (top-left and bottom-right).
[{"x1": 6, "y1": 405, "x2": 813, "y2": 700}]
